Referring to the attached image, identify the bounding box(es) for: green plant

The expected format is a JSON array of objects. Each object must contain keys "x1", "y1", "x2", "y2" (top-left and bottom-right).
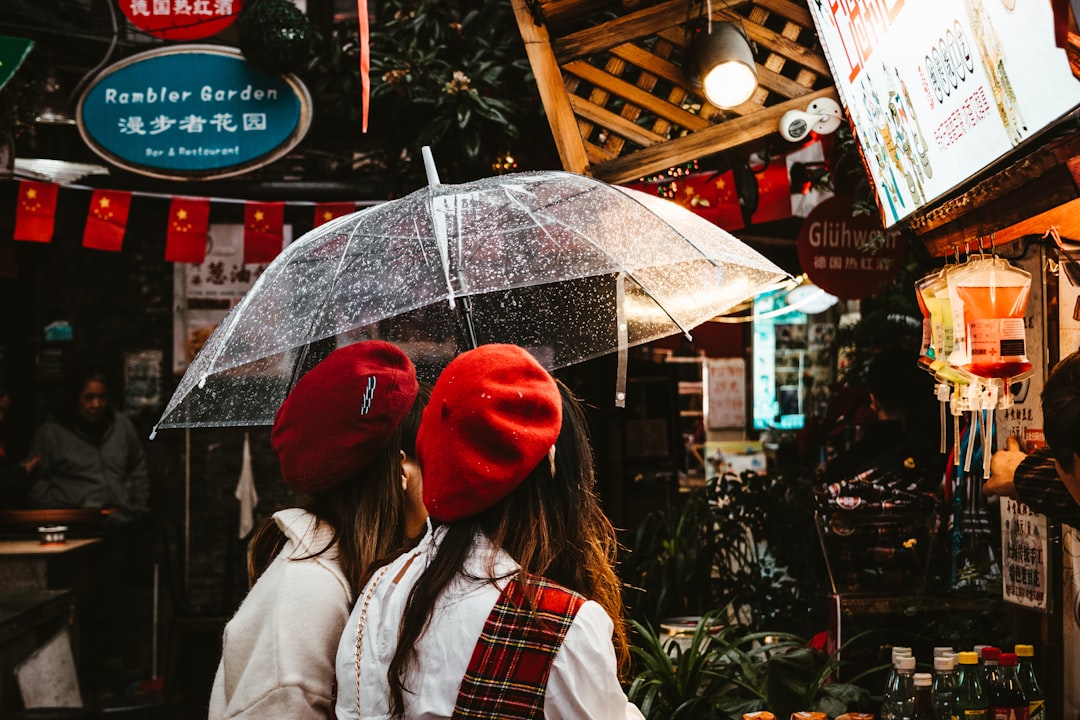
[
  {"x1": 301, "y1": 0, "x2": 554, "y2": 191},
  {"x1": 628, "y1": 612, "x2": 881, "y2": 720},
  {"x1": 620, "y1": 469, "x2": 826, "y2": 636}
]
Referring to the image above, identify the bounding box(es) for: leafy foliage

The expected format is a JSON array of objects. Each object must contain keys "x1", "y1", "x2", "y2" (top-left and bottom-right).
[
  {"x1": 302, "y1": 0, "x2": 555, "y2": 193},
  {"x1": 628, "y1": 610, "x2": 880, "y2": 720},
  {"x1": 621, "y1": 469, "x2": 826, "y2": 637}
]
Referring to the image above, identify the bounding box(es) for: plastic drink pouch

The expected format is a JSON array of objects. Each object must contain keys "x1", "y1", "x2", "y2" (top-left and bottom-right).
[{"x1": 948, "y1": 256, "x2": 1031, "y2": 380}]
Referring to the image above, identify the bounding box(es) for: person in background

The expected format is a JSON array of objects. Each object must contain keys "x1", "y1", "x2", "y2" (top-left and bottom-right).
[
  {"x1": 0, "y1": 384, "x2": 38, "y2": 507},
  {"x1": 24, "y1": 366, "x2": 150, "y2": 697},
  {"x1": 824, "y1": 348, "x2": 938, "y2": 482},
  {"x1": 984, "y1": 350, "x2": 1080, "y2": 526},
  {"x1": 26, "y1": 367, "x2": 149, "y2": 526},
  {"x1": 210, "y1": 341, "x2": 430, "y2": 720},
  {"x1": 336, "y1": 344, "x2": 642, "y2": 720}
]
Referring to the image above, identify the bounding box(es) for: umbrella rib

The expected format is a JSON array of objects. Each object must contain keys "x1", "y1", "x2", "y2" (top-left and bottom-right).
[{"x1": 504, "y1": 188, "x2": 694, "y2": 340}]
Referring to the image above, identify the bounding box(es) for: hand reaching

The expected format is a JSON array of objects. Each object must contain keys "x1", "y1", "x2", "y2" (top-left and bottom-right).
[{"x1": 983, "y1": 436, "x2": 1025, "y2": 500}]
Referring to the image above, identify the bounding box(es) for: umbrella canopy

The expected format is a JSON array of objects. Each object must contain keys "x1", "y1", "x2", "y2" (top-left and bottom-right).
[{"x1": 155, "y1": 169, "x2": 786, "y2": 432}]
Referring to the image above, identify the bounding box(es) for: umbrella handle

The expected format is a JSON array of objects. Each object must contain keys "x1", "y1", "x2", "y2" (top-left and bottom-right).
[{"x1": 422, "y1": 146, "x2": 441, "y2": 186}]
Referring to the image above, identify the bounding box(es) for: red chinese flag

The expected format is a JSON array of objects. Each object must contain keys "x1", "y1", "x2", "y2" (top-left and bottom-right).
[
  {"x1": 750, "y1": 158, "x2": 793, "y2": 225},
  {"x1": 14, "y1": 180, "x2": 59, "y2": 243},
  {"x1": 313, "y1": 202, "x2": 356, "y2": 227},
  {"x1": 165, "y1": 196, "x2": 210, "y2": 263},
  {"x1": 243, "y1": 201, "x2": 285, "y2": 264},
  {"x1": 83, "y1": 190, "x2": 132, "y2": 252}
]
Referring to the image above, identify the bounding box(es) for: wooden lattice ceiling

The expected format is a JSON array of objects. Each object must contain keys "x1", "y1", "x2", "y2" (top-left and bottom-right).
[{"x1": 511, "y1": 0, "x2": 840, "y2": 185}]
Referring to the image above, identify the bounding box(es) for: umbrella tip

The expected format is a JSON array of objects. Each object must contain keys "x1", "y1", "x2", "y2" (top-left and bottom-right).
[
  {"x1": 422, "y1": 146, "x2": 441, "y2": 186},
  {"x1": 148, "y1": 427, "x2": 158, "y2": 441}
]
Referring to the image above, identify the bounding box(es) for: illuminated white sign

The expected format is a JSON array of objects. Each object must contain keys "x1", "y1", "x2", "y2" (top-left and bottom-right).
[{"x1": 808, "y1": 0, "x2": 1080, "y2": 227}]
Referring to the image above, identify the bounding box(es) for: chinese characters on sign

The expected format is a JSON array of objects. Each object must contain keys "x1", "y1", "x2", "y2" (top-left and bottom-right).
[
  {"x1": 807, "y1": 0, "x2": 1080, "y2": 227},
  {"x1": 120, "y1": 0, "x2": 244, "y2": 41},
  {"x1": 707, "y1": 358, "x2": 746, "y2": 429},
  {"x1": 172, "y1": 224, "x2": 292, "y2": 374},
  {"x1": 77, "y1": 46, "x2": 311, "y2": 180},
  {"x1": 1000, "y1": 497, "x2": 1049, "y2": 610},
  {"x1": 796, "y1": 195, "x2": 905, "y2": 300}
]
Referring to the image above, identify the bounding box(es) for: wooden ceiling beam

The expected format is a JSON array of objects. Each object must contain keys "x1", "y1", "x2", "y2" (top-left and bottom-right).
[{"x1": 589, "y1": 86, "x2": 840, "y2": 185}]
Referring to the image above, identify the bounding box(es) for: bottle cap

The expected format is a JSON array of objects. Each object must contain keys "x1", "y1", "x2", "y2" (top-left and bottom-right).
[
  {"x1": 933, "y1": 646, "x2": 954, "y2": 657},
  {"x1": 914, "y1": 672, "x2": 933, "y2": 686},
  {"x1": 891, "y1": 646, "x2": 912, "y2": 660},
  {"x1": 1014, "y1": 644, "x2": 1034, "y2": 657},
  {"x1": 972, "y1": 644, "x2": 988, "y2": 655},
  {"x1": 898, "y1": 656, "x2": 917, "y2": 670},
  {"x1": 981, "y1": 646, "x2": 1000, "y2": 662},
  {"x1": 957, "y1": 651, "x2": 979, "y2": 664},
  {"x1": 999, "y1": 652, "x2": 1019, "y2": 666},
  {"x1": 934, "y1": 655, "x2": 956, "y2": 671}
]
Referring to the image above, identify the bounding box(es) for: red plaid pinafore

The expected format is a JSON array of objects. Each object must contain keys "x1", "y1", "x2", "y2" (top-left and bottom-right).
[{"x1": 450, "y1": 575, "x2": 586, "y2": 719}]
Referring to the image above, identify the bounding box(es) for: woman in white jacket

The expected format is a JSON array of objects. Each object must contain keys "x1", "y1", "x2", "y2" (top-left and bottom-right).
[
  {"x1": 336, "y1": 344, "x2": 642, "y2": 720},
  {"x1": 209, "y1": 341, "x2": 430, "y2": 720}
]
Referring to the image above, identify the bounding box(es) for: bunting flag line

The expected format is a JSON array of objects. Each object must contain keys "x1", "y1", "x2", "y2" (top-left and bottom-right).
[
  {"x1": 165, "y1": 196, "x2": 211, "y2": 263},
  {"x1": 14, "y1": 180, "x2": 59, "y2": 243},
  {"x1": 83, "y1": 189, "x2": 132, "y2": 252},
  {"x1": 243, "y1": 200, "x2": 285, "y2": 264},
  {"x1": 313, "y1": 202, "x2": 356, "y2": 227}
]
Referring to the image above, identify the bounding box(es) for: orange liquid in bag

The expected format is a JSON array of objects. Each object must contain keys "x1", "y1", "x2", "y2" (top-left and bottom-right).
[
  {"x1": 954, "y1": 284, "x2": 1029, "y2": 322},
  {"x1": 955, "y1": 285, "x2": 1031, "y2": 379}
]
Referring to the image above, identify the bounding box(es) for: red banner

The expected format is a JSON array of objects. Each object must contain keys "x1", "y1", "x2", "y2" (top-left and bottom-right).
[
  {"x1": 749, "y1": 157, "x2": 792, "y2": 225},
  {"x1": 83, "y1": 189, "x2": 132, "y2": 252},
  {"x1": 243, "y1": 201, "x2": 285, "y2": 264},
  {"x1": 314, "y1": 202, "x2": 356, "y2": 228},
  {"x1": 165, "y1": 196, "x2": 210, "y2": 264},
  {"x1": 628, "y1": 171, "x2": 745, "y2": 231},
  {"x1": 14, "y1": 180, "x2": 59, "y2": 243}
]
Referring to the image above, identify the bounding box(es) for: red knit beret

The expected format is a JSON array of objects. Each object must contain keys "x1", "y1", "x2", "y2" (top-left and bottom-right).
[
  {"x1": 418, "y1": 344, "x2": 562, "y2": 522},
  {"x1": 271, "y1": 341, "x2": 418, "y2": 494}
]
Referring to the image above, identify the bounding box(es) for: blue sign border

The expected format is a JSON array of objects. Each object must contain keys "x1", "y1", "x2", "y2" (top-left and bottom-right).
[{"x1": 77, "y1": 44, "x2": 312, "y2": 181}]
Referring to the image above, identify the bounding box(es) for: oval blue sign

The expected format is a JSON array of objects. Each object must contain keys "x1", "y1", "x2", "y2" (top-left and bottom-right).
[{"x1": 77, "y1": 45, "x2": 312, "y2": 181}]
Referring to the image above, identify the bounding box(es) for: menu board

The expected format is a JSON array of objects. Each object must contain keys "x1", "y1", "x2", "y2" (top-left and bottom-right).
[{"x1": 807, "y1": 0, "x2": 1080, "y2": 227}]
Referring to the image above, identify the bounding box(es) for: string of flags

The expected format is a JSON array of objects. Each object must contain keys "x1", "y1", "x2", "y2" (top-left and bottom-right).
[{"x1": 9, "y1": 179, "x2": 365, "y2": 264}]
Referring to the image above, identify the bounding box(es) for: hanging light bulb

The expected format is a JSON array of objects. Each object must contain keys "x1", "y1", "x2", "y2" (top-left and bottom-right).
[{"x1": 685, "y1": 21, "x2": 758, "y2": 108}]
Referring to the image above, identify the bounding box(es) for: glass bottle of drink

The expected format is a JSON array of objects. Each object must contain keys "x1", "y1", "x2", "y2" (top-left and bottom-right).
[
  {"x1": 884, "y1": 654, "x2": 918, "y2": 720},
  {"x1": 955, "y1": 651, "x2": 989, "y2": 719},
  {"x1": 882, "y1": 647, "x2": 914, "y2": 720},
  {"x1": 989, "y1": 652, "x2": 1027, "y2": 720},
  {"x1": 914, "y1": 672, "x2": 935, "y2": 719},
  {"x1": 1013, "y1": 645, "x2": 1043, "y2": 720},
  {"x1": 932, "y1": 653, "x2": 959, "y2": 720},
  {"x1": 981, "y1": 646, "x2": 1001, "y2": 691}
]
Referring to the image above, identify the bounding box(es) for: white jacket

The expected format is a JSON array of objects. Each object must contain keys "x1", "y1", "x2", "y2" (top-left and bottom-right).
[
  {"x1": 209, "y1": 508, "x2": 351, "y2": 719},
  {"x1": 334, "y1": 523, "x2": 644, "y2": 720}
]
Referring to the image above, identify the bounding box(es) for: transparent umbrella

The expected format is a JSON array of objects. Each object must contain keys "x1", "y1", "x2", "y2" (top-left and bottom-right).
[{"x1": 154, "y1": 154, "x2": 787, "y2": 433}]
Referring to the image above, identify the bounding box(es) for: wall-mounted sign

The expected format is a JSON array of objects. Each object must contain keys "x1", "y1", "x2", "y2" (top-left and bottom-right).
[
  {"x1": 119, "y1": 0, "x2": 243, "y2": 41},
  {"x1": 807, "y1": 0, "x2": 1080, "y2": 228},
  {"x1": 796, "y1": 195, "x2": 905, "y2": 299},
  {"x1": 77, "y1": 45, "x2": 311, "y2": 181}
]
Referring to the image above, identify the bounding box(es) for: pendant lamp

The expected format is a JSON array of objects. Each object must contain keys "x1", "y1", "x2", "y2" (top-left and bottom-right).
[{"x1": 685, "y1": 20, "x2": 758, "y2": 109}]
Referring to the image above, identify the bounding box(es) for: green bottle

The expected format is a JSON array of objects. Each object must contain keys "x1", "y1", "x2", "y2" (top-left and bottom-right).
[
  {"x1": 1014, "y1": 645, "x2": 1044, "y2": 720},
  {"x1": 954, "y1": 651, "x2": 989, "y2": 719}
]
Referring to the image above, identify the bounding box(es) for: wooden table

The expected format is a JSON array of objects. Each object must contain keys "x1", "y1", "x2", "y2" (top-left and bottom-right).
[{"x1": 0, "y1": 538, "x2": 103, "y2": 592}]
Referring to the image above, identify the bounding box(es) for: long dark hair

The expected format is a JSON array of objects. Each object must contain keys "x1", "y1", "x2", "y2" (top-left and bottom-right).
[
  {"x1": 386, "y1": 381, "x2": 628, "y2": 717},
  {"x1": 248, "y1": 383, "x2": 432, "y2": 599}
]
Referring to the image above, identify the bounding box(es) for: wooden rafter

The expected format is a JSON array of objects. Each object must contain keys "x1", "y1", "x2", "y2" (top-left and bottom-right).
[{"x1": 510, "y1": 0, "x2": 837, "y2": 182}]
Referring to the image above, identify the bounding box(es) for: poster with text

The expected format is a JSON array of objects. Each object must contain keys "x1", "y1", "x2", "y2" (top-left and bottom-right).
[
  {"x1": 1000, "y1": 497, "x2": 1050, "y2": 610},
  {"x1": 707, "y1": 358, "x2": 746, "y2": 429},
  {"x1": 807, "y1": 0, "x2": 1080, "y2": 227},
  {"x1": 172, "y1": 223, "x2": 292, "y2": 374},
  {"x1": 1064, "y1": 526, "x2": 1080, "y2": 718}
]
